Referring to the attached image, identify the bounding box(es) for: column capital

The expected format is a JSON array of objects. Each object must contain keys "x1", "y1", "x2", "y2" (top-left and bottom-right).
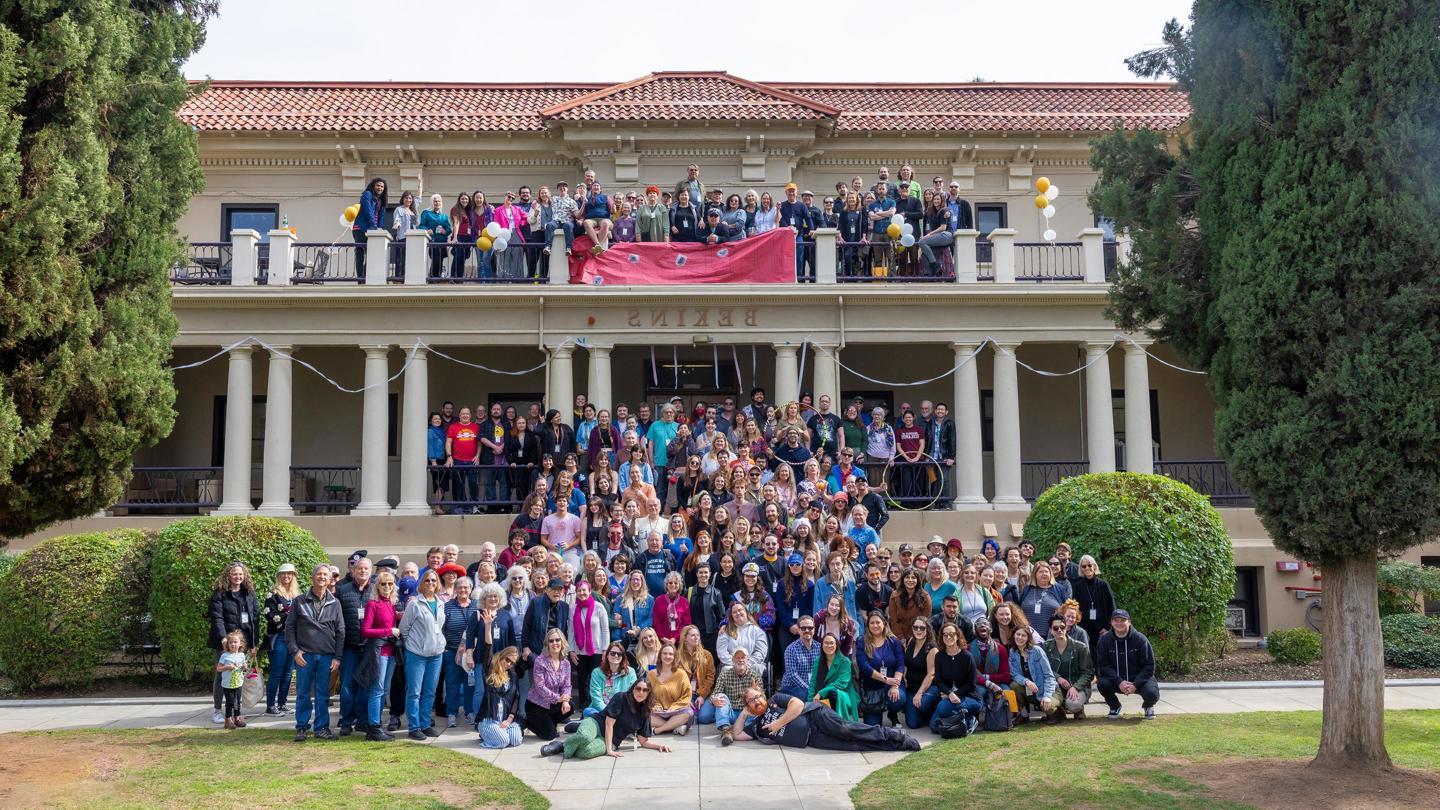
[
  {"x1": 227, "y1": 344, "x2": 254, "y2": 358},
  {"x1": 991, "y1": 340, "x2": 1022, "y2": 354},
  {"x1": 585, "y1": 343, "x2": 614, "y2": 353},
  {"x1": 549, "y1": 344, "x2": 574, "y2": 359},
  {"x1": 405, "y1": 345, "x2": 428, "y2": 360},
  {"x1": 772, "y1": 343, "x2": 800, "y2": 354},
  {"x1": 1122, "y1": 338, "x2": 1154, "y2": 353},
  {"x1": 360, "y1": 344, "x2": 391, "y2": 357},
  {"x1": 950, "y1": 341, "x2": 983, "y2": 353},
  {"x1": 265, "y1": 344, "x2": 293, "y2": 355},
  {"x1": 1083, "y1": 340, "x2": 1115, "y2": 355}
]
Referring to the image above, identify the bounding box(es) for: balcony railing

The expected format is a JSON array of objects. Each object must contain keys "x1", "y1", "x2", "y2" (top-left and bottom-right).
[
  {"x1": 428, "y1": 463, "x2": 526, "y2": 513},
  {"x1": 113, "y1": 467, "x2": 222, "y2": 514},
  {"x1": 290, "y1": 465, "x2": 360, "y2": 513},
  {"x1": 189, "y1": 228, "x2": 1114, "y2": 287},
  {"x1": 1022, "y1": 459, "x2": 1251, "y2": 505}
]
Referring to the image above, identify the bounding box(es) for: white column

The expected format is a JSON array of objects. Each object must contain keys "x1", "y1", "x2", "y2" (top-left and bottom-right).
[
  {"x1": 586, "y1": 344, "x2": 613, "y2": 415},
  {"x1": 811, "y1": 344, "x2": 840, "y2": 414},
  {"x1": 394, "y1": 346, "x2": 431, "y2": 515},
  {"x1": 1124, "y1": 340, "x2": 1154, "y2": 474},
  {"x1": 991, "y1": 341, "x2": 1025, "y2": 504},
  {"x1": 548, "y1": 345, "x2": 575, "y2": 419},
  {"x1": 990, "y1": 228, "x2": 1017, "y2": 283},
  {"x1": 403, "y1": 229, "x2": 430, "y2": 285},
  {"x1": 229, "y1": 229, "x2": 259, "y2": 286},
  {"x1": 256, "y1": 346, "x2": 294, "y2": 515},
  {"x1": 365, "y1": 229, "x2": 391, "y2": 286},
  {"x1": 1085, "y1": 341, "x2": 1116, "y2": 473},
  {"x1": 952, "y1": 342, "x2": 987, "y2": 506},
  {"x1": 813, "y1": 228, "x2": 838, "y2": 284},
  {"x1": 1079, "y1": 227, "x2": 1107, "y2": 283},
  {"x1": 353, "y1": 345, "x2": 393, "y2": 515},
  {"x1": 953, "y1": 229, "x2": 979, "y2": 283},
  {"x1": 266, "y1": 229, "x2": 293, "y2": 286},
  {"x1": 216, "y1": 346, "x2": 255, "y2": 514},
  {"x1": 773, "y1": 344, "x2": 799, "y2": 405},
  {"x1": 548, "y1": 230, "x2": 569, "y2": 284}
]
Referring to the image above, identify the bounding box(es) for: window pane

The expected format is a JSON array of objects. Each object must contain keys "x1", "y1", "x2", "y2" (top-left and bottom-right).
[{"x1": 224, "y1": 209, "x2": 278, "y2": 243}]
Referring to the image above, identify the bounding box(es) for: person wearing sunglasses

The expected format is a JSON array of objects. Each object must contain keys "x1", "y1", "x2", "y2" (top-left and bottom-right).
[
  {"x1": 580, "y1": 642, "x2": 636, "y2": 722},
  {"x1": 525, "y1": 629, "x2": 573, "y2": 741},
  {"x1": 541, "y1": 676, "x2": 673, "y2": 759},
  {"x1": 733, "y1": 686, "x2": 918, "y2": 751}
]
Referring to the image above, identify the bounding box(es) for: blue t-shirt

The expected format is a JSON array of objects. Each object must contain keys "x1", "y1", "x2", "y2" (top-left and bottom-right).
[
  {"x1": 867, "y1": 200, "x2": 895, "y2": 236},
  {"x1": 646, "y1": 420, "x2": 680, "y2": 467}
]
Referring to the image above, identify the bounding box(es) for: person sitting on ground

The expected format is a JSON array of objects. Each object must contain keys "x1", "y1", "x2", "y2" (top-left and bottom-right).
[
  {"x1": 717, "y1": 600, "x2": 770, "y2": 670},
  {"x1": 540, "y1": 677, "x2": 674, "y2": 759},
  {"x1": 1009, "y1": 625, "x2": 1060, "y2": 723},
  {"x1": 1044, "y1": 613, "x2": 1093, "y2": 720},
  {"x1": 809, "y1": 631, "x2": 860, "y2": 721},
  {"x1": 584, "y1": 641, "x2": 637, "y2": 721},
  {"x1": 647, "y1": 640, "x2": 695, "y2": 735},
  {"x1": 734, "y1": 687, "x2": 919, "y2": 752},
  {"x1": 477, "y1": 647, "x2": 524, "y2": 749},
  {"x1": 1095, "y1": 609, "x2": 1159, "y2": 720}
]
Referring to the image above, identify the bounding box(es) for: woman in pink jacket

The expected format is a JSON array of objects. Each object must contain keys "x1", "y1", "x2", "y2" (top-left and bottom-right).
[{"x1": 492, "y1": 191, "x2": 529, "y2": 280}]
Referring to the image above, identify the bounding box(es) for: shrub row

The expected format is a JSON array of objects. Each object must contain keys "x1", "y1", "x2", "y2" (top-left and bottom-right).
[
  {"x1": 1381, "y1": 613, "x2": 1440, "y2": 669},
  {"x1": 1266, "y1": 627, "x2": 1322, "y2": 665}
]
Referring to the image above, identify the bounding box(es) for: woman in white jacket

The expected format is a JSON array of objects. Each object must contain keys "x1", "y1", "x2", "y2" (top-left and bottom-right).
[
  {"x1": 399, "y1": 570, "x2": 448, "y2": 740},
  {"x1": 717, "y1": 600, "x2": 769, "y2": 671}
]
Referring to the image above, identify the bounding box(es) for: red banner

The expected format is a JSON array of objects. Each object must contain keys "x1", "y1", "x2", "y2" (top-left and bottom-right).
[{"x1": 567, "y1": 229, "x2": 796, "y2": 285}]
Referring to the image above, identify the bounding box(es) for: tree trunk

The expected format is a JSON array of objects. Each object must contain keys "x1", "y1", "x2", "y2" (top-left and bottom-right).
[{"x1": 1311, "y1": 554, "x2": 1392, "y2": 769}]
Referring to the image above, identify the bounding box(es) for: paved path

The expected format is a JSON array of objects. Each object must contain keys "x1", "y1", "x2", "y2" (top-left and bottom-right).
[{"x1": 3, "y1": 685, "x2": 1439, "y2": 809}]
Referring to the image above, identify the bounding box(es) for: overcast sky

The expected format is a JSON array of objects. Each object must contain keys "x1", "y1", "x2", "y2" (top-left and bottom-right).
[{"x1": 184, "y1": 0, "x2": 1194, "y2": 84}]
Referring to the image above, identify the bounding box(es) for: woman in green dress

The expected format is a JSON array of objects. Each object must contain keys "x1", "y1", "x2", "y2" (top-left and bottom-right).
[{"x1": 810, "y1": 632, "x2": 860, "y2": 721}]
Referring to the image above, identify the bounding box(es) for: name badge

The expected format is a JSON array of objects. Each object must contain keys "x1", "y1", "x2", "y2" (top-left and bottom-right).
[
  {"x1": 792, "y1": 607, "x2": 800, "y2": 620},
  {"x1": 357, "y1": 608, "x2": 365, "y2": 620},
  {"x1": 493, "y1": 626, "x2": 501, "y2": 642},
  {"x1": 1089, "y1": 608, "x2": 1097, "y2": 621},
  {"x1": 1033, "y1": 601, "x2": 1042, "y2": 615},
  {"x1": 240, "y1": 612, "x2": 250, "y2": 625}
]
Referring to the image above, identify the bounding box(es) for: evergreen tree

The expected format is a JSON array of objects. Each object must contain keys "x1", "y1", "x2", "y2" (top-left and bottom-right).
[
  {"x1": 0, "y1": 2, "x2": 212, "y2": 537},
  {"x1": 1091, "y1": 1, "x2": 1440, "y2": 768}
]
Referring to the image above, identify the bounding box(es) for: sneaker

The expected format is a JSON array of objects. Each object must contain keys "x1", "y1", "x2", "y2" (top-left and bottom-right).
[
  {"x1": 966, "y1": 715, "x2": 979, "y2": 736},
  {"x1": 407, "y1": 729, "x2": 428, "y2": 742},
  {"x1": 338, "y1": 725, "x2": 352, "y2": 737},
  {"x1": 1073, "y1": 709, "x2": 1085, "y2": 720},
  {"x1": 540, "y1": 740, "x2": 565, "y2": 757},
  {"x1": 366, "y1": 728, "x2": 395, "y2": 742},
  {"x1": 675, "y1": 723, "x2": 688, "y2": 736},
  {"x1": 212, "y1": 711, "x2": 225, "y2": 724},
  {"x1": 447, "y1": 716, "x2": 458, "y2": 729},
  {"x1": 276, "y1": 705, "x2": 292, "y2": 715},
  {"x1": 563, "y1": 720, "x2": 581, "y2": 734},
  {"x1": 901, "y1": 735, "x2": 921, "y2": 752},
  {"x1": 421, "y1": 726, "x2": 440, "y2": 738},
  {"x1": 293, "y1": 729, "x2": 308, "y2": 742},
  {"x1": 1107, "y1": 707, "x2": 1122, "y2": 720},
  {"x1": 1143, "y1": 708, "x2": 1156, "y2": 720},
  {"x1": 264, "y1": 707, "x2": 281, "y2": 716},
  {"x1": 386, "y1": 716, "x2": 401, "y2": 732},
  {"x1": 313, "y1": 727, "x2": 338, "y2": 741}
]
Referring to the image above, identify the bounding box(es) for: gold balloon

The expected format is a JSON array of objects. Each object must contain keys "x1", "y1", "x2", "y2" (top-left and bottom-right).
[
  {"x1": 1034, "y1": 194, "x2": 1049, "y2": 209},
  {"x1": 886, "y1": 223, "x2": 901, "y2": 239},
  {"x1": 343, "y1": 204, "x2": 360, "y2": 222},
  {"x1": 1035, "y1": 177, "x2": 1051, "y2": 193},
  {"x1": 476, "y1": 236, "x2": 494, "y2": 252}
]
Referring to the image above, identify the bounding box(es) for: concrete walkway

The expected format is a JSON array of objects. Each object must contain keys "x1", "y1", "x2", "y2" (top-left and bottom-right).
[{"x1": 2, "y1": 685, "x2": 1439, "y2": 809}]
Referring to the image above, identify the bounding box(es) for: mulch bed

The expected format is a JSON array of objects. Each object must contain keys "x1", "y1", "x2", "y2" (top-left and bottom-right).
[
  {"x1": 1182, "y1": 758, "x2": 1440, "y2": 809},
  {"x1": 1167, "y1": 649, "x2": 1440, "y2": 682}
]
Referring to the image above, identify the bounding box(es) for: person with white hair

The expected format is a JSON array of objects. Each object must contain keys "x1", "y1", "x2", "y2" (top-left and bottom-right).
[{"x1": 1071, "y1": 554, "x2": 1115, "y2": 663}]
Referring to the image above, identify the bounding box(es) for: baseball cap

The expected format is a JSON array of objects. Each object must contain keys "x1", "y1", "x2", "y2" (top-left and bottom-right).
[
  {"x1": 348, "y1": 549, "x2": 368, "y2": 564},
  {"x1": 785, "y1": 182, "x2": 797, "y2": 190},
  {"x1": 1112, "y1": 609, "x2": 1131, "y2": 620},
  {"x1": 277, "y1": 563, "x2": 297, "y2": 575},
  {"x1": 706, "y1": 207, "x2": 722, "y2": 217},
  {"x1": 801, "y1": 190, "x2": 814, "y2": 197},
  {"x1": 787, "y1": 553, "x2": 804, "y2": 566}
]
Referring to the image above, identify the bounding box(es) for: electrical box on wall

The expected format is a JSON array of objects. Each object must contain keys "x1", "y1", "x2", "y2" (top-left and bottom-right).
[{"x1": 1275, "y1": 560, "x2": 1302, "y2": 572}]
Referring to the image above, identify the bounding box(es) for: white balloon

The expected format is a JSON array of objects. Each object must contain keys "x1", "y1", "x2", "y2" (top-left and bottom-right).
[
  {"x1": 338, "y1": 213, "x2": 351, "y2": 228},
  {"x1": 484, "y1": 222, "x2": 503, "y2": 238},
  {"x1": 900, "y1": 234, "x2": 916, "y2": 247},
  {"x1": 1043, "y1": 229, "x2": 1057, "y2": 241},
  {"x1": 1042, "y1": 205, "x2": 1056, "y2": 218},
  {"x1": 492, "y1": 238, "x2": 509, "y2": 252},
  {"x1": 900, "y1": 223, "x2": 914, "y2": 236},
  {"x1": 1045, "y1": 185, "x2": 1060, "y2": 201},
  {"x1": 891, "y1": 214, "x2": 904, "y2": 226},
  {"x1": 499, "y1": 228, "x2": 512, "y2": 241}
]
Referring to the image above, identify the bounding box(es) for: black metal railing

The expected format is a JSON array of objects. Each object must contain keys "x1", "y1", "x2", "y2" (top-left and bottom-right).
[
  {"x1": 1103, "y1": 239, "x2": 1117, "y2": 280},
  {"x1": 113, "y1": 467, "x2": 223, "y2": 513},
  {"x1": 291, "y1": 242, "x2": 362, "y2": 283},
  {"x1": 1022, "y1": 460, "x2": 1089, "y2": 501},
  {"x1": 170, "y1": 243, "x2": 233, "y2": 285},
  {"x1": 290, "y1": 465, "x2": 360, "y2": 512},
  {"x1": 1015, "y1": 242, "x2": 1085, "y2": 281},
  {"x1": 1155, "y1": 460, "x2": 1251, "y2": 505},
  {"x1": 835, "y1": 240, "x2": 955, "y2": 282},
  {"x1": 423, "y1": 242, "x2": 548, "y2": 284},
  {"x1": 428, "y1": 463, "x2": 528, "y2": 513}
]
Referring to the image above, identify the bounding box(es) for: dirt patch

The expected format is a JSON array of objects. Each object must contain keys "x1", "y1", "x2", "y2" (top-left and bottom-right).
[
  {"x1": 1168, "y1": 649, "x2": 1440, "y2": 682},
  {"x1": 397, "y1": 781, "x2": 478, "y2": 805},
  {"x1": 0, "y1": 733, "x2": 149, "y2": 806},
  {"x1": 1180, "y1": 758, "x2": 1440, "y2": 809}
]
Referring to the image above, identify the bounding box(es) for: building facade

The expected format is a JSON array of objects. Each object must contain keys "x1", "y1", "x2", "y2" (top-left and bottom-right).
[{"x1": 18, "y1": 72, "x2": 1436, "y2": 634}]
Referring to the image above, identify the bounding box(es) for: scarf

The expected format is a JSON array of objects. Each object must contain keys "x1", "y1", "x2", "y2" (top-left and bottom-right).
[{"x1": 574, "y1": 596, "x2": 596, "y2": 654}]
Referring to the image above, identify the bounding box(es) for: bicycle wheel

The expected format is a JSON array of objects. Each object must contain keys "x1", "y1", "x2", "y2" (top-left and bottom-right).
[{"x1": 1306, "y1": 599, "x2": 1323, "y2": 632}]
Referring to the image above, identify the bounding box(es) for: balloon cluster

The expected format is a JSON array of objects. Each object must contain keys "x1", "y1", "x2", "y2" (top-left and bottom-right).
[
  {"x1": 477, "y1": 221, "x2": 512, "y2": 252},
  {"x1": 1033, "y1": 177, "x2": 1060, "y2": 241},
  {"x1": 339, "y1": 204, "x2": 360, "y2": 228},
  {"x1": 886, "y1": 214, "x2": 916, "y2": 250}
]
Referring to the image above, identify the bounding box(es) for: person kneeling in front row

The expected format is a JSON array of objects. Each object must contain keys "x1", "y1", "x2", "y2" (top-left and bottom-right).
[
  {"x1": 539, "y1": 679, "x2": 673, "y2": 759},
  {"x1": 1095, "y1": 609, "x2": 1159, "y2": 720},
  {"x1": 733, "y1": 687, "x2": 920, "y2": 752}
]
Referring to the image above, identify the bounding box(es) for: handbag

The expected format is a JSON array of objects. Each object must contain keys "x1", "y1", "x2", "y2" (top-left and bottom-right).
[
  {"x1": 935, "y1": 705, "x2": 970, "y2": 739},
  {"x1": 984, "y1": 691, "x2": 1012, "y2": 732},
  {"x1": 859, "y1": 688, "x2": 888, "y2": 717},
  {"x1": 241, "y1": 664, "x2": 263, "y2": 709}
]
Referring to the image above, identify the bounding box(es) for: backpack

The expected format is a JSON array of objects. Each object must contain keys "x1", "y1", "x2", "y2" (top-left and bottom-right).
[
  {"x1": 984, "y1": 691, "x2": 1012, "y2": 732},
  {"x1": 934, "y1": 707, "x2": 970, "y2": 739}
]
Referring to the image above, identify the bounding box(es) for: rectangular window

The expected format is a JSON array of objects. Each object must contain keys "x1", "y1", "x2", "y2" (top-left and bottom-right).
[
  {"x1": 1111, "y1": 389, "x2": 1161, "y2": 467},
  {"x1": 980, "y1": 390, "x2": 994, "y2": 453},
  {"x1": 975, "y1": 204, "x2": 1008, "y2": 236},
  {"x1": 645, "y1": 358, "x2": 741, "y2": 397},
  {"x1": 210, "y1": 394, "x2": 267, "y2": 468},
  {"x1": 221, "y1": 204, "x2": 279, "y2": 243}
]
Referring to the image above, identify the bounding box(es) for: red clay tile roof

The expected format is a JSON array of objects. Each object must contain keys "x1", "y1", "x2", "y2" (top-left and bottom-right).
[
  {"x1": 538, "y1": 72, "x2": 840, "y2": 122},
  {"x1": 180, "y1": 75, "x2": 1188, "y2": 134}
]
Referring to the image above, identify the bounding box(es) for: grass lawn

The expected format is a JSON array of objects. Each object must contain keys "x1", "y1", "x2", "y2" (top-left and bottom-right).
[
  {"x1": 852, "y1": 710, "x2": 1440, "y2": 810},
  {"x1": 0, "y1": 728, "x2": 546, "y2": 809}
]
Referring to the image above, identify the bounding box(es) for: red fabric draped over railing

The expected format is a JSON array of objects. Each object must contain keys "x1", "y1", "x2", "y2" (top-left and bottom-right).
[{"x1": 568, "y1": 230, "x2": 796, "y2": 285}]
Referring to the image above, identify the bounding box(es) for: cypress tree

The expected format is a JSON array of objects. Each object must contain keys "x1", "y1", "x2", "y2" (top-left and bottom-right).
[
  {"x1": 0, "y1": 2, "x2": 211, "y2": 537},
  {"x1": 1092, "y1": 1, "x2": 1440, "y2": 768}
]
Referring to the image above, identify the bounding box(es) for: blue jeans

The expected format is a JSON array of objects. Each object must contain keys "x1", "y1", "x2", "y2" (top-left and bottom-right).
[
  {"x1": 861, "y1": 686, "x2": 908, "y2": 726},
  {"x1": 338, "y1": 646, "x2": 363, "y2": 729},
  {"x1": 451, "y1": 461, "x2": 477, "y2": 509},
  {"x1": 367, "y1": 654, "x2": 396, "y2": 728},
  {"x1": 696, "y1": 697, "x2": 717, "y2": 725},
  {"x1": 582, "y1": 706, "x2": 604, "y2": 720},
  {"x1": 905, "y1": 685, "x2": 941, "y2": 729},
  {"x1": 546, "y1": 220, "x2": 575, "y2": 251},
  {"x1": 712, "y1": 694, "x2": 739, "y2": 729},
  {"x1": 294, "y1": 652, "x2": 335, "y2": 731},
  {"x1": 265, "y1": 636, "x2": 294, "y2": 710},
  {"x1": 404, "y1": 650, "x2": 443, "y2": 732},
  {"x1": 479, "y1": 719, "x2": 524, "y2": 748},
  {"x1": 443, "y1": 650, "x2": 475, "y2": 718},
  {"x1": 930, "y1": 693, "x2": 983, "y2": 734}
]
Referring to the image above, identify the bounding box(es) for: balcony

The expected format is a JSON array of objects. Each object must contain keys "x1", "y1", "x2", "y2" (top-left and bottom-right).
[
  {"x1": 1021, "y1": 459, "x2": 1251, "y2": 506},
  {"x1": 179, "y1": 227, "x2": 1116, "y2": 288}
]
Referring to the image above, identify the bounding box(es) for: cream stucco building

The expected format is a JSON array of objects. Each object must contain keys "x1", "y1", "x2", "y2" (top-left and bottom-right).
[{"x1": 18, "y1": 72, "x2": 1436, "y2": 634}]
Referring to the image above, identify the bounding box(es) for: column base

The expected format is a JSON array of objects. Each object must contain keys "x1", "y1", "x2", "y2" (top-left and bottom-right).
[
  {"x1": 951, "y1": 498, "x2": 992, "y2": 511},
  {"x1": 350, "y1": 503, "x2": 393, "y2": 516},
  {"x1": 390, "y1": 504, "x2": 433, "y2": 516},
  {"x1": 254, "y1": 504, "x2": 295, "y2": 517},
  {"x1": 213, "y1": 504, "x2": 255, "y2": 515},
  {"x1": 989, "y1": 496, "x2": 1031, "y2": 508}
]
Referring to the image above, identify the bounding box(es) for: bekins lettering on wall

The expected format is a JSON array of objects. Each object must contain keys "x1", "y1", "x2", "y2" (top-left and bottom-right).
[{"x1": 625, "y1": 308, "x2": 759, "y2": 328}]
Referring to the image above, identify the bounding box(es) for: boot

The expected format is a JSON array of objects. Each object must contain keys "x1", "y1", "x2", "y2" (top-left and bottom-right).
[
  {"x1": 224, "y1": 717, "x2": 235, "y2": 730},
  {"x1": 540, "y1": 739, "x2": 565, "y2": 757},
  {"x1": 366, "y1": 727, "x2": 395, "y2": 742},
  {"x1": 233, "y1": 715, "x2": 246, "y2": 728}
]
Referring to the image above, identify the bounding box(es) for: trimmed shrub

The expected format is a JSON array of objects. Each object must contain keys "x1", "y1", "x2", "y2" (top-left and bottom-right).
[
  {"x1": 149, "y1": 516, "x2": 328, "y2": 680},
  {"x1": 1025, "y1": 472, "x2": 1235, "y2": 675},
  {"x1": 0, "y1": 530, "x2": 149, "y2": 690},
  {"x1": 1377, "y1": 560, "x2": 1440, "y2": 618},
  {"x1": 1381, "y1": 613, "x2": 1440, "y2": 669},
  {"x1": 1266, "y1": 627, "x2": 1322, "y2": 665},
  {"x1": 0, "y1": 552, "x2": 17, "y2": 582}
]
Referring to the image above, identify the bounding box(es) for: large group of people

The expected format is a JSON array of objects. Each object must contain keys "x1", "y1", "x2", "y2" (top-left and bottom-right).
[
  {"x1": 428, "y1": 388, "x2": 959, "y2": 517},
  {"x1": 354, "y1": 164, "x2": 978, "y2": 281},
  {"x1": 207, "y1": 513, "x2": 1161, "y2": 756}
]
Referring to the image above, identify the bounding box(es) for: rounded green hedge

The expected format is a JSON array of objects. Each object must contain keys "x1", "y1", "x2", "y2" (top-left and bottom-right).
[
  {"x1": 149, "y1": 516, "x2": 328, "y2": 680},
  {"x1": 1381, "y1": 612, "x2": 1440, "y2": 669},
  {"x1": 1266, "y1": 626, "x2": 1322, "y2": 665},
  {"x1": 0, "y1": 529, "x2": 149, "y2": 690},
  {"x1": 1024, "y1": 472, "x2": 1235, "y2": 674}
]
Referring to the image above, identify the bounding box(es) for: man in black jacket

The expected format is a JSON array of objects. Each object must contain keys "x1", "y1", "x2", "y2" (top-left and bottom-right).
[
  {"x1": 285, "y1": 565, "x2": 346, "y2": 741},
  {"x1": 334, "y1": 554, "x2": 373, "y2": 735},
  {"x1": 853, "y1": 477, "x2": 889, "y2": 533},
  {"x1": 697, "y1": 208, "x2": 741, "y2": 244},
  {"x1": 1095, "y1": 609, "x2": 1160, "y2": 720},
  {"x1": 925, "y1": 402, "x2": 957, "y2": 507},
  {"x1": 688, "y1": 562, "x2": 726, "y2": 657}
]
